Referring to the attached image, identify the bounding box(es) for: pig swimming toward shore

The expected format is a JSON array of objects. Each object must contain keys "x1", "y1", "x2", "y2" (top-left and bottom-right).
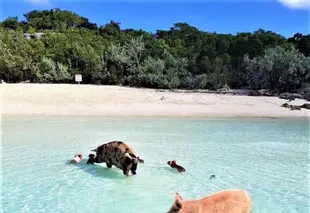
[{"x1": 167, "y1": 160, "x2": 186, "y2": 173}]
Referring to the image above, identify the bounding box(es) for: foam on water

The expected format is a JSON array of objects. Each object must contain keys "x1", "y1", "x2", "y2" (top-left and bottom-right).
[{"x1": 1, "y1": 116, "x2": 309, "y2": 213}]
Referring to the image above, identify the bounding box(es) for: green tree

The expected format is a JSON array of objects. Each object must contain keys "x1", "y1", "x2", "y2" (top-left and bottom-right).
[
  {"x1": 244, "y1": 45, "x2": 310, "y2": 92},
  {"x1": 0, "y1": 8, "x2": 309, "y2": 94}
]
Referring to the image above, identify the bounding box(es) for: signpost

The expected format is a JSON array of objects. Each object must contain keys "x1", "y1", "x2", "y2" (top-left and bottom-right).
[{"x1": 75, "y1": 74, "x2": 82, "y2": 85}]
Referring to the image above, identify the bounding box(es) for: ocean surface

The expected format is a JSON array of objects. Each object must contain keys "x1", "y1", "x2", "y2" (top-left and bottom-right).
[{"x1": 1, "y1": 116, "x2": 309, "y2": 213}]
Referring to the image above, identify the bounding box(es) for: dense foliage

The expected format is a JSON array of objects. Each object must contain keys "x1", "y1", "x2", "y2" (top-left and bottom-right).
[{"x1": 0, "y1": 8, "x2": 309, "y2": 92}]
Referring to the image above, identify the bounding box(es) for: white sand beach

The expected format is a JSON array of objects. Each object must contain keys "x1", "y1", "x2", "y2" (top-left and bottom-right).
[{"x1": 1, "y1": 83, "x2": 309, "y2": 118}]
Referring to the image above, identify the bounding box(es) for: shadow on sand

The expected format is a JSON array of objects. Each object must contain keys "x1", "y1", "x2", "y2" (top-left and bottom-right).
[{"x1": 66, "y1": 159, "x2": 126, "y2": 180}]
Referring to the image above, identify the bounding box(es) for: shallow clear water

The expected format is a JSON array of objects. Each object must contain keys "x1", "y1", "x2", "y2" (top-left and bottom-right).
[{"x1": 1, "y1": 116, "x2": 309, "y2": 213}]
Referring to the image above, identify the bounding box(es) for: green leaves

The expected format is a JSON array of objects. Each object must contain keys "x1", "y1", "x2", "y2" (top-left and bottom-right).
[
  {"x1": 0, "y1": 8, "x2": 309, "y2": 93},
  {"x1": 244, "y1": 45, "x2": 310, "y2": 92},
  {"x1": 124, "y1": 49, "x2": 190, "y2": 89},
  {"x1": 36, "y1": 57, "x2": 71, "y2": 83},
  {"x1": 2, "y1": 16, "x2": 19, "y2": 30},
  {"x1": 23, "y1": 9, "x2": 97, "y2": 32},
  {"x1": 0, "y1": 27, "x2": 42, "y2": 82}
]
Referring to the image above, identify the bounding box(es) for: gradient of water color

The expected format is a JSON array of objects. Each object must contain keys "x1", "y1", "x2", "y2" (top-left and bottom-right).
[{"x1": 1, "y1": 116, "x2": 309, "y2": 213}]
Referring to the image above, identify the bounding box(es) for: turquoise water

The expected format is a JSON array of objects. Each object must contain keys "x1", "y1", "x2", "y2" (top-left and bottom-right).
[{"x1": 1, "y1": 116, "x2": 309, "y2": 213}]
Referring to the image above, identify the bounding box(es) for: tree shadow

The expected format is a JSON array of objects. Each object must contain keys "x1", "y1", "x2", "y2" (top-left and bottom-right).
[{"x1": 67, "y1": 159, "x2": 126, "y2": 180}]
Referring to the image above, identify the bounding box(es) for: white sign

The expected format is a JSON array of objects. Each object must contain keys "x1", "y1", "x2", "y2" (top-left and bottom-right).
[{"x1": 75, "y1": 74, "x2": 82, "y2": 84}]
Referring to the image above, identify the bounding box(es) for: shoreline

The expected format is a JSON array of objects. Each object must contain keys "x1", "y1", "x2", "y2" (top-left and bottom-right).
[
  {"x1": 1, "y1": 110, "x2": 309, "y2": 120},
  {"x1": 1, "y1": 83, "x2": 309, "y2": 119},
  {"x1": 2, "y1": 114, "x2": 309, "y2": 122}
]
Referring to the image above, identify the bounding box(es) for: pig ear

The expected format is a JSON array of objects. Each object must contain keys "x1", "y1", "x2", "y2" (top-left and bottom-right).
[
  {"x1": 174, "y1": 193, "x2": 183, "y2": 210},
  {"x1": 175, "y1": 192, "x2": 183, "y2": 201}
]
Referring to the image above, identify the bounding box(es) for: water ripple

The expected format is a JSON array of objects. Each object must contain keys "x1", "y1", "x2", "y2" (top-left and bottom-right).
[{"x1": 1, "y1": 116, "x2": 309, "y2": 213}]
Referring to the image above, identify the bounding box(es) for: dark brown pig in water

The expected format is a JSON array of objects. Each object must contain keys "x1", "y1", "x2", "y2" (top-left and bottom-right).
[{"x1": 167, "y1": 160, "x2": 186, "y2": 173}]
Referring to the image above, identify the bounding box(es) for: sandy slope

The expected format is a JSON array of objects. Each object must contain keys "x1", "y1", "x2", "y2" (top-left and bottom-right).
[{"x1": 1, "y1": 83, "x2": 309, "y2": 118}]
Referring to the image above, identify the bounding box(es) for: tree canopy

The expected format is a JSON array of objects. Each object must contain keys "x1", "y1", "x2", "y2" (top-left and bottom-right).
[{"x1": 0, "y1": 8, "x2": 309, "y2": 93}]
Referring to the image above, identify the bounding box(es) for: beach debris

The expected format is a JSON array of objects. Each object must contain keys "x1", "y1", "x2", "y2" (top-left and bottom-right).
[
  {"x1": 281, "y1": 102, "x2": 310, "y2": 111},
  {"x1": 301, "y1": 103, "x2": 310, "y2": 110},
  {"x1": 209, "y1": 174, "x2": 216, "y2": 179},
  {"x1": 216, "y1": 84, "x2": 230, "y2": 93},
  {"x1": 279, "y1": 92, "x2": 303, "y2": 101}
]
